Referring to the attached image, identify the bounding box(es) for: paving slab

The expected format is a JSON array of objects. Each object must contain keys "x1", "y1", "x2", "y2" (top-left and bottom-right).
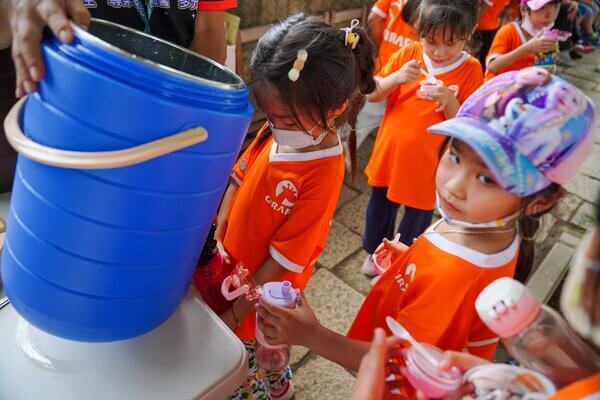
[
  {"x1": 294, "y1": 355, "x2": 355, "y2": 400},
  {"x1": 334, "y1": 250, "x2": 374, "y2": 296},
  {"x1": 553, "y1": 193, "x2": 583, "y2": 222},
  {"x1": 318, "y1": 221, "x2": 363, "y2": 270},
  {"x1": 580, "y1": 144, "x2": 600, "y2": 178},
  {"x1": 336, "y1": 184, "x2": 359, "y2": 211},
  {"x1": 565, "y1": 173, "x2": 600, "y2": 204},
  {"x1": 335, "y1": 193, "x2": 370, "y2": 235},
  {"x1": 571, "y1": 202, "x2": 597, "y2": 231},
  {"x1": 303, "y1": 269, "x2": 365, "y2": 335}
]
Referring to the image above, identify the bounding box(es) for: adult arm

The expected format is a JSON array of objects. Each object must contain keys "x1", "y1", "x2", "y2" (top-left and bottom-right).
[{"x1": 189, "y1": 10, "x2": 226, "y2": 64}]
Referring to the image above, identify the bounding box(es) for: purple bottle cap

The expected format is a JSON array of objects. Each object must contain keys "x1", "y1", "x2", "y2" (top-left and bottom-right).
[{"x1": 261, "y1": 281, "x2": 297, "y2": 309}]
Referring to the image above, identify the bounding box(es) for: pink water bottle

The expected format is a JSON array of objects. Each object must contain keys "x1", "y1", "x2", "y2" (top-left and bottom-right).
[
  {"x1": 255, "y1": 281, "x2": 297, "y2": 372},
  {"x1": 475, "y1": 277, "x2": 600, "y2": 387}
]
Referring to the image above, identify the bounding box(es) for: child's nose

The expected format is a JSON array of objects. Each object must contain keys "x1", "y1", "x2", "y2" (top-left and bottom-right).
[{"x1": 445, "y1": 173, "x2": 467, "y2": 199}]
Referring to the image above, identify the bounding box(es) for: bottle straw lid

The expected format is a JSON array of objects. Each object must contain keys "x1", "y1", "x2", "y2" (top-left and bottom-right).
[{"x1": 475, "y1": 277, "x2": 541, "y2": 339}]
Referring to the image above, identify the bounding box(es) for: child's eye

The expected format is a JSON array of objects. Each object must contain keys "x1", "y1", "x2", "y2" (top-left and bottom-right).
[
  {"x1": 477, "y1": 174, "x2": 496, "y2": 186},
  {"x1": 449, "y1": 153, "x2": 459, "y2": 164}
]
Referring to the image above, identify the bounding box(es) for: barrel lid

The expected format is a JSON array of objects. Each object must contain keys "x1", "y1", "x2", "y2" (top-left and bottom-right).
[{"x1": 70, "y1": 19, "x2": 246, "y2": 91}]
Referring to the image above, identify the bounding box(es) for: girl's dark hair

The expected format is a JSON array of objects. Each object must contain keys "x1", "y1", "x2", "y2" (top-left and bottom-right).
[
  {"x1": 402, "y1": 0, "x2": 423, "y2": 25},
  {"x1": 249, "y1": 14, "x2": 376, "y2": 141},
  {"x1": 438, "y1": 138, "x2": 563, "y2": 284},
  {"x1": 515, "y1": 183, "x2": 564, "y2": 283},
  {"x1": 416, "y1": 0, "x2": 479, "y2": 41}
]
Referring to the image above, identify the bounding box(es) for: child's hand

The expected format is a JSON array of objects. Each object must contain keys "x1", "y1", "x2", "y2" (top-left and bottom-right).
[
  {"x1": 524, "y1": 34, "x2": 557, "y2": 54},
  {"x1": 427, "y1": 86, "x2": 459, "y2": 113},
  {"x1": 382, "y1": 234, "x2": 409, "y2": 253},
  {"x1": 255, "y1": 291, "x2": 318, "y2": 347},
  {"x1": 437, "y1": 351, "x2": 490, "y2": 400},
  {"x1": 395, "y1": 59, "x2": 421, "y2": 85},
  {"x1": 350, "y1": 328, "x2": 405, "y2": 400}
]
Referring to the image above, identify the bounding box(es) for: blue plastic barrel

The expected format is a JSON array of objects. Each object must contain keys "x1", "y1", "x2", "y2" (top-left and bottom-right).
[{"x1": 0, "y1": 19, "x2": 253, "y2": 341}]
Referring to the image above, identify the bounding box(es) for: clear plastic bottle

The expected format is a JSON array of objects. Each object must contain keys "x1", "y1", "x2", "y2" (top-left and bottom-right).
[
  {"x1": 255, "y1": 281, "x2": 297, "y2": 372},
  {"x1": 476, "y1": 277, "x2": 600, "y2": 388}
]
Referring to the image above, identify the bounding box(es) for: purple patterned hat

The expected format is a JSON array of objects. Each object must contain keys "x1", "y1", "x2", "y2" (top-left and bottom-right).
[{"x1": 428, "y1": 67, "x2": 596, "y2": 196}]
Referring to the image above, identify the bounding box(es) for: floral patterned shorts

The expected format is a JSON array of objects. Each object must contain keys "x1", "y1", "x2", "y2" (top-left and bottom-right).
[{"x1": 226, "y1": 340, "x2": 292, "y2": 400}]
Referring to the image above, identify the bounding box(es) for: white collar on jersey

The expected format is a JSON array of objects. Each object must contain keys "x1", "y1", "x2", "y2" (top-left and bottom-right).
[{"x1": 423, "y1": 220, "x2": 521, "y2": 268}]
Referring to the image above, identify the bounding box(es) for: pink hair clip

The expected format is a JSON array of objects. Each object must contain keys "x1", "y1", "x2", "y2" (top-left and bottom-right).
[{"x1": 341, "y1": 19, "x2": 361, "y2": 49}]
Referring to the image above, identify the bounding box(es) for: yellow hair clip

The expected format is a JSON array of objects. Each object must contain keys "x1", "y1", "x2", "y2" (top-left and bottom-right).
[
  {"x1": 341, "y1": 19, "x2": 361, "y2": 49},
  {"x1": 288, "y1": 49, "x2": 308, "y2": 82}
]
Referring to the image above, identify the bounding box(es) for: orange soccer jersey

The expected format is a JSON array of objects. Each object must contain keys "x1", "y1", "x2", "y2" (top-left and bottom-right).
[
  {"x1": 485, "y1": 22, "x2": 536, "y2": 81},
  {"x1": 365, "y1": 42, "x2": 483, "y2": 210},
  {"x1": 478, "y1": 0, "x2": 510, "y2": 31},
  {"x1": 348, "y1": 221, "x2": 519, "y2": 359},
  {"x1": 224, "y1": 124, "x2": 345, "y2": 340},
  {"x1": 372, "y1": 0, "x2": 418, "y2": 73},
  {"x1": 548, "y1": 373, "x2": 600, "y2": 400}
]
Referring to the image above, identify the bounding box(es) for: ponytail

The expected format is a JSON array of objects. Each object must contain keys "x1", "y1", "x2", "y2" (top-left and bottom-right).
[
  {"x1": 515, "y1": 184, "x2": 564, "y2": 283},
  {"x1": 343, "y1": 24, "x2": 376, "y2": 179}
]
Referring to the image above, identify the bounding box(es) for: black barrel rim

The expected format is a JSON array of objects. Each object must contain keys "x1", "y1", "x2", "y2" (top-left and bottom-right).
[{"x1": 70, "y1": 18, "x2": 246, "y2": 91}]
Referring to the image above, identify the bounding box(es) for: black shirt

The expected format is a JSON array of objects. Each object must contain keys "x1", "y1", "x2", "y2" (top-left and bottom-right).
[{"x1": 82, "y1": 0, "x2": 198, "y2": 47}]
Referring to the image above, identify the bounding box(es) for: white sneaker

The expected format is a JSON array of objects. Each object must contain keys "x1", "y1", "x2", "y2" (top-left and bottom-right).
[
  {"x1": 361, "y1": 254, "x2": 378, "y2": 276},
  {"x1": 558, "y1": 50, "x2": 576, "y2": 67}
]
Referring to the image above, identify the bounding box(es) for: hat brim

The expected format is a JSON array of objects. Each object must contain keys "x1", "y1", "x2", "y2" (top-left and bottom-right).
[
  {"x1": 526, "y1": 0, "x2": 555, "y2": 11},
  {"x1": 428, "y1": 117, "x2": 552, "y2": 196}
]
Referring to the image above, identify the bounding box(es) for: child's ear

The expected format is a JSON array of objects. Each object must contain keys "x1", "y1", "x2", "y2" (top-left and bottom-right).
[
  {"x1": 523, "y1": 189, "x2": 564, "y2": 216},
  {"x1": 331, "y1": 99, "x2": 350, "y2": 118}
]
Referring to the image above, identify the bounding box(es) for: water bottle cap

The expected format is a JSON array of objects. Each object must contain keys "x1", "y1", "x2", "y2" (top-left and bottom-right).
[
  {"x1": 260, "y1": 281, "x2": 297, "y2": 308},
  {"x1": 403, "y1": 344, "x2": 462, "y2": 398},
  {"x1": 475, "y1": 277, "x2": 541, "y2": 339}
]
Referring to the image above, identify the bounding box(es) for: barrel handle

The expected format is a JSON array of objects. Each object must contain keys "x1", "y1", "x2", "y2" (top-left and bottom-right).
[{"x1": 4, "y1": 97, "x2": 208, "y2": 170}]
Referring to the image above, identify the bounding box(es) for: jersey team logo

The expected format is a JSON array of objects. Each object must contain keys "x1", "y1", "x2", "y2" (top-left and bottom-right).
[
  {"x1": 265, "y1": 180, "x2": 298, "y2": 216},
  {"x1": 275, "y1": 180, "x2": 298, "y2": 207}
]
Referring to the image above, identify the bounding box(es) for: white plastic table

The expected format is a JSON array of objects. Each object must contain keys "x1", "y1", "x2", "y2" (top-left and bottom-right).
[{"x1": 0, "y1": 289, "x2": 248, "y2": 399}]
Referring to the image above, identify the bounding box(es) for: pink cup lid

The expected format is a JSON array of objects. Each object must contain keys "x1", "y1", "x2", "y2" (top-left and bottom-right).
[
  {"x1": 420, "y1": 78, "x2": 442, "y2": 87},
  {"x1": 475, "y1": 277, "x2": 541, "y2": 339},
  {"x1": 405, "y1": 344, "x2": 462, "y2": 388}
]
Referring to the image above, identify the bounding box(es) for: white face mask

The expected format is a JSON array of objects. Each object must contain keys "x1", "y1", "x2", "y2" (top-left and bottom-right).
[
  {"x1": 436, "y1": 193, "x2": 520, "y2": 229},
  {"x1": 521, "y1": 16, "x2": 553, "y2": 38},
  {"x1": 269, "y1": 122, "x2": 330, "y2": 149}
]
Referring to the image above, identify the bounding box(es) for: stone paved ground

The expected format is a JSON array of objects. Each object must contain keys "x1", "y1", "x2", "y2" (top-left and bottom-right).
[{"x1": 291, "y1": 52, "x2": 600, "y2": 399}]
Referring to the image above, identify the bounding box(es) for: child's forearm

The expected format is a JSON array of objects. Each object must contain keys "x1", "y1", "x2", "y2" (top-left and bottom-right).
[
  {"x1": 486, "y1": 46, "x2": 530, "y2": 73},
  {"x1": 367, "y1": 74, "x2": 401, "y2": 103},
  {"x1": 306, "y1": 324, "x2": 372, "y2": 372},
  {"x1": 217, "y1": 180, "x2": 239, "y2": 225},
  {"x1": 443, "y1": 97, "x2": 460, "y2": 119}
]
